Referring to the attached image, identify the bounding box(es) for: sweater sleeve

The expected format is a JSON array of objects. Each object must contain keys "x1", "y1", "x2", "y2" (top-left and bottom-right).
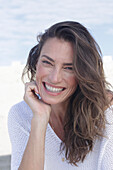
[
  {"x1": 101, "y1": 135, "x2": 113, "y2": 170},
  {"x1": 101, "y1": 106, "x2": 113, "y2": 170},
  {"x1": 8, "y1": 102, "x2": 31, "y2": 170}
]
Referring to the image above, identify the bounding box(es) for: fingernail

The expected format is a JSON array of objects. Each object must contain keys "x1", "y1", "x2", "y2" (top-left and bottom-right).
[{"x1": 35, "y1": 92, "x2": 41, "y2": 100}]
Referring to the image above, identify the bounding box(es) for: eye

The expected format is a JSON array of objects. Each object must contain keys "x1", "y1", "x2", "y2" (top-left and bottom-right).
[
  {"x1": 42, "y1": 60, "x2": 53, "y2": 65},
  {"x1": 64, "y1": 67, "x2": 73, "y2": 70}
]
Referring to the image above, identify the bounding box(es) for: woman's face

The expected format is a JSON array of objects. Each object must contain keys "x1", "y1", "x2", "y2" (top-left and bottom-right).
[{"x1": 36, "y1": 37, "x2": 78, "y2": 105}]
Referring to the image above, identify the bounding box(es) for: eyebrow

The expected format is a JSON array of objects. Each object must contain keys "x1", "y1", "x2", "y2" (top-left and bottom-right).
[
  {"x1": 42, "y1": 55, "x2": 54, "y2": 62},
  {"x1": 41, "y1": 55, "x2": 73, "y2": 66}
]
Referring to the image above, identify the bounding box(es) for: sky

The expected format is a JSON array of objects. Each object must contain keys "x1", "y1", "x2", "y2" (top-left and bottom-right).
[{"x1": 0, "y1": 0, "x2": 113, "y2": 66}]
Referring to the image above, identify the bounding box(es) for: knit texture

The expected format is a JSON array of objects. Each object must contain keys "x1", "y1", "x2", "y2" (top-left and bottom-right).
[{"x1": 8, "y1": 101, "x2": 113, "y2": 170}]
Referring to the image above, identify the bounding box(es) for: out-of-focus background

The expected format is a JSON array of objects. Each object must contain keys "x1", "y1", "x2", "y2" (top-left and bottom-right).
[{"x1": 0, "y1": 0, "x2": 113, "y2": 169}]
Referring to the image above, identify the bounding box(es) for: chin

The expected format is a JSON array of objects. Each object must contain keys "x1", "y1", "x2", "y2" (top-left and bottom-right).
[
  {"x1": 41, "y1": 95, "x2": 70, "y2": 106},
  {"x1": 42, "y1": 98, "x2": 59, "y2": 105}
]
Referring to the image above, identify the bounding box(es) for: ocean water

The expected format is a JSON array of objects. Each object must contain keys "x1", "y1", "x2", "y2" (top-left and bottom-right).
[{"x1": 0, "y1": 0, "x2": 113, "y2": 66}]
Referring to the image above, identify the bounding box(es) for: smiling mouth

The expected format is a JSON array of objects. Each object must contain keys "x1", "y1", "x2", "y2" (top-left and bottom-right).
[{"x1": 43, "y1": 82, "x2": 65, "y2": 93}]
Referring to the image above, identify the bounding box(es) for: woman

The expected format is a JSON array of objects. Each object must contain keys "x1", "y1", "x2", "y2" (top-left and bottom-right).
[{"x1": 8, "y1": 21, "x2": 113, "y2": 170}]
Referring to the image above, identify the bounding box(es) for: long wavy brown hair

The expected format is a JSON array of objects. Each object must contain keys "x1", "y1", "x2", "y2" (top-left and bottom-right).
[{"x1": 22, "y1": 21, "x2": 111, "y2": 166}]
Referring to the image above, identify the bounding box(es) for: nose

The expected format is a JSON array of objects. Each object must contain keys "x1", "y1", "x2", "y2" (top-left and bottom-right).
[{"x1": 48, "y1": 67, "x2": 62, "y2": 83}]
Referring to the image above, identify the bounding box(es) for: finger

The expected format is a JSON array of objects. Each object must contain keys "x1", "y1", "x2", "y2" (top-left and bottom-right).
[{"x1": 25, "y1": 82, "x2": 39, "y2": 94}]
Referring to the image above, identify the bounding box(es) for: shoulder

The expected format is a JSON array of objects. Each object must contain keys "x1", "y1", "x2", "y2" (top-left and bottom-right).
[
  {"x1": 101, "y1": 104, "x2": 113, "y2": 168},
  {"x1": 8, "y1": 101, "x2": 32, "y2": 168},
  {"x1": 8, "y1": 101, "x2": 33, "y2": 128},
  {"x1": 105, "y1": 105, "x2": 113, "y2": 124},
  {"x1": 105, "y1": 90, "x2": 113, "y2": 123},
  {"x1": 107, "y1": 90, "x2": 113, "y2": 106},
  {"x1": 104, "y1": 90, "x2": 113, "y2": 112},
  {"x1": 104, "y1": 102, "x2": 113, "y2": 138},
  {"x1": 104, "y1": 91, "x2": 113, "y2": 131}
]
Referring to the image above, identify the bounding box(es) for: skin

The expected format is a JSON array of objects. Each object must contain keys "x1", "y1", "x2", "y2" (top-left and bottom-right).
[
  {"x1": 36, "y1": 37, "x2": 77, "y2": 105},
  {"x1": 19, "y1": 37, "x2": 113, "y2": 170},
  {"x1": 19, "y1": 37, "x2": 78, "y2": 170},
  {"x1": 35, "y1": 37, "x2": 78, "y2": 140}
]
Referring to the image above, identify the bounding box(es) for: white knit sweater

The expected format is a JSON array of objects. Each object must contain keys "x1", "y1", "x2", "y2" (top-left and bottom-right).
[{"x1": 8, "y1": 101, "x2": 113, "y2": 170}]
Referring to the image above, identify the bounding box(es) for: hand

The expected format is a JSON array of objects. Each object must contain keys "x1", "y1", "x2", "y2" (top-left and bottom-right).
[{"x1": 24, "y1": 81, "x2": 51, "y2": 123}]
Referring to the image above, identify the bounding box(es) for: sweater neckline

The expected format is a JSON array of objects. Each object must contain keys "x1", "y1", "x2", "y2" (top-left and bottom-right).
[
  {"x1": 48, "y1": 123, "x2": 62, "y2": 143},
  {"x1": 48, "y1": 105, "x2": 113, "y2": 143},
  {"x1": 105, "y1": 104, "x2": 113, "y2": 112}
]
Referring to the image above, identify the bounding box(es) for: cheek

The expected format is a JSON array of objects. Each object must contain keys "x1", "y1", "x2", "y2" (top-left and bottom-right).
[
  {"x1": 66, "y1": 74, "x2": 78, "y2": 89},
  {"x1": 35, "y1": 65, "x2": 48, "y2": 84},
  {"x1": 35, "y1": 67, "x2": 45, "y2": 94},
  {"x1": 36, "y1": 64, "x2": 44, "y2": 78},
  {"x1": 35, "y1": 65, "x2": 43, "y2": 85}
]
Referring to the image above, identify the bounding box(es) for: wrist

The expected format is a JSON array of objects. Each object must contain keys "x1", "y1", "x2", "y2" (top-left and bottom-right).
[{"x1": 31, "y1": 115, "x2": 49, "y2": 130}]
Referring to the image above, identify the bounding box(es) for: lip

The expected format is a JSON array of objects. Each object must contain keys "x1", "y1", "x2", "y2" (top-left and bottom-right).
[
  {"x1": 43, "y1": 82, "x2": 65, "y2": 96},
  {"x1": 44, "y1": 82, "x2": 65, "y2": 89}
]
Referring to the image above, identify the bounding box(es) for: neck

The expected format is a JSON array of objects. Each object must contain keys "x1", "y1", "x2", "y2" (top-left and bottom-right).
[
  {"x1": 50, "y1": 101, "x2": 68, "y2": 125},
  {"x1": 49, "y1": 102, "x2": 68, "y2": 141}
]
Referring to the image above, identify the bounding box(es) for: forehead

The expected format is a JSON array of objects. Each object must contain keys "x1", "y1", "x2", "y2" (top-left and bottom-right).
[{"x1": 40, "y1": 37, "x2": 74, "y2": 62}]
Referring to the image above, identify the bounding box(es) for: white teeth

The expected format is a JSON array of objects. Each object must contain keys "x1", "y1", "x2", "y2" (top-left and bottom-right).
[{"x1": 45, "y1": 83, "x2": 63, "y2": 92}]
